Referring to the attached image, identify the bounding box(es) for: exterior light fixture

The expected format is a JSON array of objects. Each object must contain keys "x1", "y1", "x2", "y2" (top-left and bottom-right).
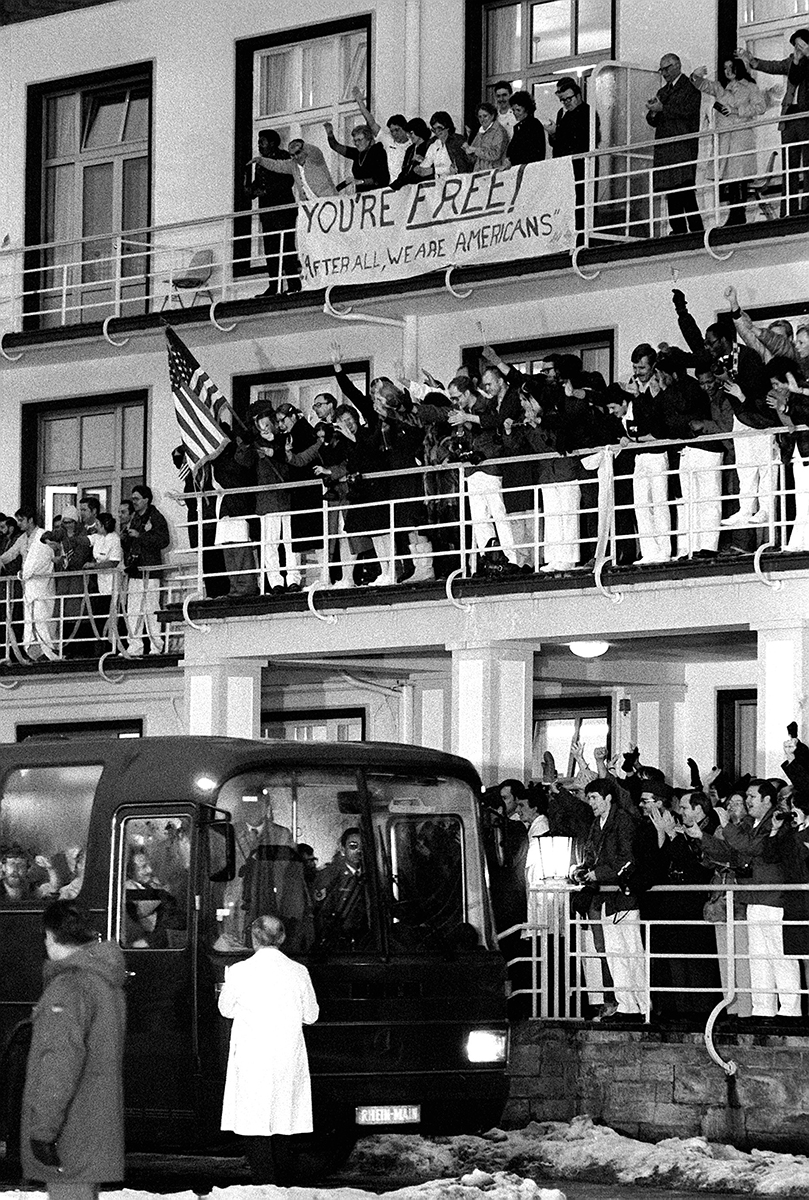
[
  {"x1": 568, "y1": 641, "x2": 610, "y2": 658},
  {"x1": 195, "y1": 775, "x2": 217, "y2": 792}
]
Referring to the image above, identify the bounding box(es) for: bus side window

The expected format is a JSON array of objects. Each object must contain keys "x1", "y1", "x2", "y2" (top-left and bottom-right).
[
  {"x1": 0, "y1": 765, "x2": 100, "y2": 905},
  {"x1": 119, "y1": 817, "x2": 191, "y2": 949}
]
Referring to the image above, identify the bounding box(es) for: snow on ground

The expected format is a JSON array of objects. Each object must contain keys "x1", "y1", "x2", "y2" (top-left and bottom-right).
[{"x1": 10, "y1": 1116, "x2": 809, "y2": 1198}]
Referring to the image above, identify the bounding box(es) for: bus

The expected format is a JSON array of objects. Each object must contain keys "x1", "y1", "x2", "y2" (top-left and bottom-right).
[{"x1": 0, "y1": 736, "x2": 509, "y2": 1172}]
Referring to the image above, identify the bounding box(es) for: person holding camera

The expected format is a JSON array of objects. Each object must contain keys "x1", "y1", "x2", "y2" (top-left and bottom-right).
[
  {"x1": 574, "y1": 777, "x2": 647, "y2": 1024},
  {"x1": 446, "y1": 375, "x2": 521, "y2": 575}
]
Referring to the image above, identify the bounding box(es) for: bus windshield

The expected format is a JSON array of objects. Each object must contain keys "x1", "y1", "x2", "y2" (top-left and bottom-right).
[{"x1": 209, "y1": 767, "x2": 486, "y2": 956}]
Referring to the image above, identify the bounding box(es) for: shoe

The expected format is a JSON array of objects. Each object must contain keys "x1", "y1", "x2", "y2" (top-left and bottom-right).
[
  {"x1": 286, "y1": 582, "x2": 302, "y2": 593},
  {"x1": 721, "y1": 512, "x2": 751, "y2": 527},
  {"x1": 719, "y1": 544, "x2": 750, "y2": 557},
  {"x1": 749, "y1": 511, "x2": 770, "y2": 524},
  {"x1": 270, "y1": 585, "x2": 285, "y2": 594},
  {"x1": 519, "y1": 564, "x2": 535, "y2": 574},
  {"x1": 539, "y1": 562, "x2": 577, "y2": 573},
  {"x1": 637, "y1": 556, "x2": 670, "y2": 565},
  {"x1": 370, "y1": 572, "x2": 396, "y2": 587},
  {"x1": 330, "y1": 577, "x2": 353, "y2": 589},
  {"x1": 285, "y1": 279, "x2": 302, "y2": 294},
  {"x1": 592, "y1": 1000, "x2": 619, "y2": 1022},
  {"x1": 694, "y1": 549, "x2": 718, "y2": 559}
]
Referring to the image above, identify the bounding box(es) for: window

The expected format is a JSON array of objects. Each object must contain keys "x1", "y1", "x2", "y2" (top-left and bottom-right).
[
  {"x1": 262, "y1": 708, "x2": 366, "y2": 741},
  {"x1": 234, "y1": 17, "x2": 371, "y2": 276},
  {"x1": 533, "y1": 699, "x2": 611, "y2": 779},
  {"x1": 482, "y1": 0, "x2": 613, "y2": 115},
  {"x1": 717, "y1": 689, "x2": 757, "y2": 780},
  {"x1": 21, "y1": 390, "x2": 146, "y2": 527},
  {"x1": 462, "y1": 330, "x2": 613, "y2": 387},
  {"x1": 212, "y1": 768, "x2": 370, "y2": 955},
  {"x1": 232, "y1": 362, "x2": 370, "y2": 427},
  {"x1": 209, "y1": 767, "x2": 486, "y2": 955},
  {"x1": 26, "y1": 65, "x2": 152, "y2": 329},
  {"x1": 118, "y1": 815, "x2": 191, "y2": 949},
  {"x1": 0, "y1": 764, "x2": 101, "y2": 905},
  {"x1": 16, "y1": 720, "x2": 143, "y2": 741}
]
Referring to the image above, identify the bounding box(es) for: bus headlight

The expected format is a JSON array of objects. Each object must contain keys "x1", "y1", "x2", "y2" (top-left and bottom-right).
[{"x1": 465, "y1": 1029, "x2": 507, "y2": 1063}]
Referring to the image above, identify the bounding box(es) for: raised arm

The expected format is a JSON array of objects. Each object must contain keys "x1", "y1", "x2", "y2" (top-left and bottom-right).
[{"x1": 352, "y1": 86, "x2": 381, "y2": 138}]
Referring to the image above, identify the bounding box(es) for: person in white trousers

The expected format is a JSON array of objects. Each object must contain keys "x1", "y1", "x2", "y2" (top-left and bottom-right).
[
  {"x1": 685, "y1": 779, "x2": 801, "y2": 1021},
  {"x1": 0, "y1": 508, "x2": 59, "y2": 661},
  {"x1": 767, "y1": 359, "x2": 809, "y2": 551},
  {"x1": 447, "y1": 376, "x2": 521, "y2": 570},
  {"x1": 578, "y1": 780, "x2": 648, "y2": 1022}
]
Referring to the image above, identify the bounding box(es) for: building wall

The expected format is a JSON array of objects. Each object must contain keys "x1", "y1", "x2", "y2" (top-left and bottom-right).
[{"x1": 506, "y1": 1024, "x2": 809, "y2": 1151}]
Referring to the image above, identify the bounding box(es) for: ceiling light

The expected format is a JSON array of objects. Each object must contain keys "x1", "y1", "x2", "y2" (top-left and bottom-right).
[
  {"x1": 196, "y1": 775, "x2": 217, "y2": 792},
  {"x1": 568, "y1": 641, "x2": 610, "y2": 659}
]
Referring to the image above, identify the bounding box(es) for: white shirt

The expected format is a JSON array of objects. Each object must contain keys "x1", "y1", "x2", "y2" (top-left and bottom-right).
[
  {"x1": 498, "y1": 109, "x2": 517, "y2": 135},
  {"x1": 380, "y1": 130, "x2": 409, "y2": 180},
  {"x1": 92, "y1": 531, "x2": 123, "y2": 595},
  {"x1": 422, "y1": 139, "x2": 453, "y2": 178}
]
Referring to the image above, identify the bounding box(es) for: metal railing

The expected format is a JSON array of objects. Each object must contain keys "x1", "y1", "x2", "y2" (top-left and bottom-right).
[
  {"x1": 0, "y1": 564, "x2": 186, "y2": 669},
  {"x1": 502, "y1": 880, "x2": 809, "y2": 1030},
  {"x1": 0, "y1": 422, "x2": 803, "y2": 668},
  {"x1": 164, "y1": 422, "x2": 806, "y2": 602},
  {"x1": 1, "y1": 108, "x2": 807, "y2": 337}
]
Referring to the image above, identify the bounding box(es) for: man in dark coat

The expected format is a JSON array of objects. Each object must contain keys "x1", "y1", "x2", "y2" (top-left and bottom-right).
[
  {"x1": 243, "y1": 129, "x2": 301, "y2": 296},
  {"x1": 579, "y1": 778, "x2": 647, "y2": 1021},
  {"x1": 121, "y1": 484, "x2": 170, "y2": 656},
  {"x1": 646, "y1": 53, "x2": 704, "y2": 234},
  {"x1": 547, "y1": 77, "x2": 600, "y2": 227},
  {"x1": 21, "y1": 901, "x2": 126, "y2": 1199},
  {"x1": 275, "y1": 403, "x2": 322, "y2": 588}
]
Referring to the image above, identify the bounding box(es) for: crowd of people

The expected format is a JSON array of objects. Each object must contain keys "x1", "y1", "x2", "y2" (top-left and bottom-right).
[
  {"x1": 243, "y1": 77, "x2": 596, "y2": 288},
  {"x1": 239, "y1": 34, "x2": 809, "y2": 293},
  {"x1": 487, "y1": 729, "x2": 809, "y2": 1026},
  {"x1": 0, "y1": 485, "x2": 170, "y2": 663},
  {"x1": 183, "y1": 278, "x2": 809, "y2": 598},
  {"x1": 1, "y1": 277, "x2": 807, "y2": 653}
]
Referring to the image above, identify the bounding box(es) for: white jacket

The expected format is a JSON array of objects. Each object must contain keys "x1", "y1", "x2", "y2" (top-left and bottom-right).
[{"x1": 219, "y1": 946, "x2": 319, "y2": 1135}]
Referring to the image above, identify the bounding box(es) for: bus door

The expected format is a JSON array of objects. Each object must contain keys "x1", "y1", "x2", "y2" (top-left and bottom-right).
[{"x1": 111, "y1": 804, "x2": 199, "y2": 1129}]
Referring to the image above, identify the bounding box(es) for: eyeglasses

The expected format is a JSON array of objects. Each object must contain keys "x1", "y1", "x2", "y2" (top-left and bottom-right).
[{"x1": 557, "y1": 93, "x2": 577, "y2": 103}]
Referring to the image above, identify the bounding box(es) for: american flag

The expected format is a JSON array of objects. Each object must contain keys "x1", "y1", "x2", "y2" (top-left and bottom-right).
[{"x1": 166, "y1": 325, "x2": 231, "y2": 473}]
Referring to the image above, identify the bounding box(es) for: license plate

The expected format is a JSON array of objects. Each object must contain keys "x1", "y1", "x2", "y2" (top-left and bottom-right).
[{"x1": 355, "y1": 1104, "x2": 420, "y2": 1125}]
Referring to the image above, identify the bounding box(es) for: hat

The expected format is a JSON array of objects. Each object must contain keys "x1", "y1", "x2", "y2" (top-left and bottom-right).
[
  {"x1": 275, "y1": 403, "x2": 298, "y2": 418},
  {"x1": 250, "y1": 400, "x2": 276, "y2": 419},
  {"x1": 61, "y1": 505, "x2": 79, "y2": 522},
  {"x1": 604, "y1": 382, "x2": 633, "y2": 406}
]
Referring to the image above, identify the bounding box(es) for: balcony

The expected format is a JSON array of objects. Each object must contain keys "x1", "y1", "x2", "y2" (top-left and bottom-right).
[
  {"x1": 3, "y1": 423, "x2": 806, "y2": 674},
  {"x1": 2, "y1": 107, "x2": 808, "y2": 357}
]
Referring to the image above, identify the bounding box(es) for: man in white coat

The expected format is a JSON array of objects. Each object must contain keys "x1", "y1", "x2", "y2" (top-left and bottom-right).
[{"x1": 219, "y1": 914, "x2": 319, "y2": 1184}]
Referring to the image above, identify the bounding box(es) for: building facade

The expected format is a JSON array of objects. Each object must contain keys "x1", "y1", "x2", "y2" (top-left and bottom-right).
[{"x1": 0, "y1": 0, "x2": 807, "y2": 792}]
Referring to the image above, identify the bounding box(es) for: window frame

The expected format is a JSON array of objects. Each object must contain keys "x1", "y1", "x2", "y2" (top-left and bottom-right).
[
  {"x1": 24, "y1": 63, "x2": 153, "y2": 332},
  {"x1": 475, "y1": 0, "x2": 615, "y2": 106},
  {"x1": 20, "y1": 387, "x2": 148, "y2": 521},
  {"x1": 233, "y1": 15, "x2": 372, "y2": 279},
  {"x1": 533, "y1": 696, "x2": 612, "y2": 778},
  {"x1": 261, "y1": 706, "x2": 367, "y2": 742},
  {"x1": 461, "y1": 328, "x2": 614, "y2": 384},
  {"x1": 231, "y1": 360, "x2": 370, "y2": 427}
]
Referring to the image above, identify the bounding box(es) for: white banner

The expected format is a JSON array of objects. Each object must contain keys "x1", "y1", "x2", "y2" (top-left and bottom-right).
[{"x1": 297, "y1": 159, "x2": 576, "y2": 290}]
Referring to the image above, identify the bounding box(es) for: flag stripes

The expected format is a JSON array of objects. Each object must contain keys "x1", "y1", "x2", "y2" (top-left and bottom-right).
[{"x1": 165, "y1": 325, "x2": 230, "y2": 473}]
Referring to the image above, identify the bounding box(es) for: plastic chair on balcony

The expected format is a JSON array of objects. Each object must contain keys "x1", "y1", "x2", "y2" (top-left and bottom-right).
[{"x1": 161, "y1": 249, "x2": 214, "y2": 310}]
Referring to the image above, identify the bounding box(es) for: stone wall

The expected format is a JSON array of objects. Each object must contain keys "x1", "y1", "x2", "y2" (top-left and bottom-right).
[{"x1": 504, "y1": 1023, "x2": 809, "y2": 1151}]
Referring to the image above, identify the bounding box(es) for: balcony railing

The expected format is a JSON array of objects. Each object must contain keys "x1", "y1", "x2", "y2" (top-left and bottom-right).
[
  {"x1": 2, "y1": 422, "x2": 803, "y2": 670},
  {"x1": 502, "y1": 880, "x2": 809, "y2": 1035},
  {"x1": 165, "y1": 423, "x2": 807, "y2": 605},
  {"x1": 0, "y1": 109, "x2": 806, "y2": 341},
  {"x1": 0, "y1": 564, "x2": 186, "y2": 670}
]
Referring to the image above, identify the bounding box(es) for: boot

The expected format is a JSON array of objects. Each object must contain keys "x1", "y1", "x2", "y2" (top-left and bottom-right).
[{"x1": 408, "y1": 535, "x2": 435, "y2": 582}]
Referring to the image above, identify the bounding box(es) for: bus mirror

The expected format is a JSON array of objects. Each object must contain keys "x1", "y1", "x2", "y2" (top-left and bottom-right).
[
  {"x1": 209, "y1": 822, "x2": 235, "y2": 882},
  {"x1": 337, "y1": 790, "x2": 363, "y2": 814}
]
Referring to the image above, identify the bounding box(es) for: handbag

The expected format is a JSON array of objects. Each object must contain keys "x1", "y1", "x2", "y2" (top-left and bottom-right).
[{"x1": 703, "y1": 867, "x2": 735, "y2": 923}]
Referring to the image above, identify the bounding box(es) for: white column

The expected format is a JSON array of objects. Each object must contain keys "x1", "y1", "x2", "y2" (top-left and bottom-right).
[
  {"x1": 450, "y1": 642, "x2": 534, "y2": 786},
  {"x1": 184, "y1": 658, "x2": 265, "y2": 739},
  {"x1": 403, "y1": 0, "x2": 422, "y2": 118},
  {"x1": 754, "y1": 621, "x2": 809, "y2": 778}
]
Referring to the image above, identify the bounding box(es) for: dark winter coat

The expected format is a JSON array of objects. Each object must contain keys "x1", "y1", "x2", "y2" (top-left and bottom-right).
[
  {"x1": 21, "y1": 939, "x2": 127, "y2": 1183},
  {"x1": 121, "y1": 503, "x2": 170, "y2": 573},
  {"x1": 646, "y1": 73, "x2": 702, "y2": 191},
  {"x1": 581, "y1": 801, "x2": 640, "y2": 916}
]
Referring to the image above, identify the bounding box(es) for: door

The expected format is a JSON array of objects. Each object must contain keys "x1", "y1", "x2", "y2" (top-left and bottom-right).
[{"x1": 110, "y1": 805, "x2": 198, "y2": 1126}]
